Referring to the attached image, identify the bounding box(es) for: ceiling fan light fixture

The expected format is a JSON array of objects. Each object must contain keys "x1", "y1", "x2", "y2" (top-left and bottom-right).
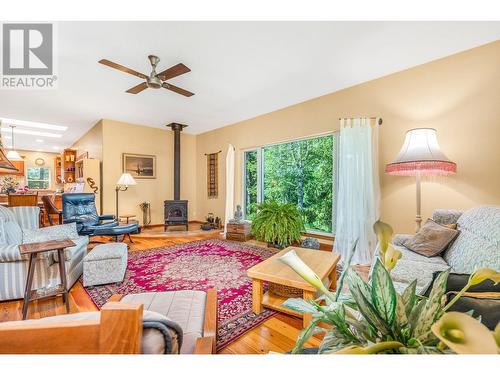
[
  {"x1": 148, "y1": 55, "x2": 160, "y2": 68},
  {"x1": 147, "y1": 75, "x2": 163, "y2": 89}
]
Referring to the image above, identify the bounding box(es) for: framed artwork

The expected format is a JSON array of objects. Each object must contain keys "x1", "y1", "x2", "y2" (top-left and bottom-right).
[{"x1": 122, "y1": 153, "x2": 156, "y2": 179}]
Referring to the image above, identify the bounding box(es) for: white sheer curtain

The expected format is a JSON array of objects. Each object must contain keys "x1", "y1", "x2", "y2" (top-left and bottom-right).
[
  {"x1": 224, "y1": 144, "x2": 235, "y2": 235},
  {"x1": 334, "y1": 118, "x2": 380, "y2": 264}
]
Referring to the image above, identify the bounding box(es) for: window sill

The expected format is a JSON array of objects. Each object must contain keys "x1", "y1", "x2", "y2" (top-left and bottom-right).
[
  {"x1": 244, "y1": 219, "x2": 334, "y2": 240},
  {"x1": 302, "y1": 231, "x2": 335, "y2": 241}
]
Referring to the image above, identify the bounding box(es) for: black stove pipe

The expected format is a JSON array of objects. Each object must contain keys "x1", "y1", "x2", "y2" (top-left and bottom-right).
[{"x1": 166, "y1": 123, "x2": 187, "y2": 200}]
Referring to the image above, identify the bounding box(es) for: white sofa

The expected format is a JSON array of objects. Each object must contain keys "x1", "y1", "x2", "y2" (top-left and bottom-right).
[
  {"x1": 0, "y1": 205, "x2": 89, "y2": 301},
  {"x1": 385, "y1": 205, "x2": 500, "y2": 294}
]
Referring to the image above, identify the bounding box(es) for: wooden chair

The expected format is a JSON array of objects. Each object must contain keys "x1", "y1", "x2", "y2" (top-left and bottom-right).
[
  {"x1": 8, "y1": 193, "x2": 38, "y2": 207},
  {"x1": 0, "y1": 300, "x2": 143, "y2": 354},
  {"x1": 0, "y1": 290, "x2": 217, "y2": 354},
  {"x1": 41, "y1": 195, "x2": 63, "y2": 225}
]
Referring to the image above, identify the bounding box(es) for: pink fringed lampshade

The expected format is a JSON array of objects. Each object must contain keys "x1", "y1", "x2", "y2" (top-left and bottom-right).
[{"x1": 385, "y1": 128, "x2": 456, "y2": 176}]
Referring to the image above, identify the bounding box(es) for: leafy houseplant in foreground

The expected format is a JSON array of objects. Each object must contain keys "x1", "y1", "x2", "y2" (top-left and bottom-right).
[
  {"x1": 280, "y1": 220, "x2": 500, "y2": 354},
  {"x1": 251, "y1": 201, "x2": 304, "y2": 248}
]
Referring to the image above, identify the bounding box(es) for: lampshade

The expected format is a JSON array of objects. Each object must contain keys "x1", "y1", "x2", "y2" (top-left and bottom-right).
[
  {"x1": 385, "y1": 128, "x2": 456, "y2": 176},
  {"x1": 6, "y1": 150, "x2": 22, "y2": 161},
  {"x1": 116, "y1": 173, "x2": 137, "y2": 186}
]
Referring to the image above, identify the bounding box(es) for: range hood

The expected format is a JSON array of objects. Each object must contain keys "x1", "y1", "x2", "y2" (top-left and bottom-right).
[{"x1": 0, "y1": 121, "x2": 19, "y2": 172}]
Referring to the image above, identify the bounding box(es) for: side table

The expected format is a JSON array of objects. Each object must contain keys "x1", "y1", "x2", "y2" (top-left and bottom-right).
[
  {"x1": 226, "y1": 222, "x2": 251, "y2": 242},
  {"x1": 119, "y1": 214, "x2": 136, "y2": 224},
  {"x1": 19, "y1": 239, "x2": 76, "y2": 320}
]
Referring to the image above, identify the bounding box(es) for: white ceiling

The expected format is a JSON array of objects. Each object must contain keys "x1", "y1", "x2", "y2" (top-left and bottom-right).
[{"x1": 1, "y1": 21, "x2": 500, "y2": 152}]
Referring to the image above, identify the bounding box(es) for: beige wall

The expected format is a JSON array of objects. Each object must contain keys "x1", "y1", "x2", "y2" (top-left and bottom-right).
[
  {"x1": 72, "y1": 120, "x2": 103, "y2": 160},
  {"x1": 196, "y1": 41, "x2": 500, "y2": 233},
  {"x1": 73, "y1": 119, "x2": 197, "y2": 224},
  {"x1": 99, "y1": 119, "x2": 197, "y2": 224}
]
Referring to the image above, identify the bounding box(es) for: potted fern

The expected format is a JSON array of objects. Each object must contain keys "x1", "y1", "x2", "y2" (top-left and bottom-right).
[{"x1": 251, "y1": 201, "x2": 304, "y2": 249}]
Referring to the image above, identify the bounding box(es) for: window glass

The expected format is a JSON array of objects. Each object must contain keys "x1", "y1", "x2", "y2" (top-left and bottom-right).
[
  {"x1": 26, "y1": 167, "x2": 50, "y2": 189},
  {"x1": 243, "y1": 150, "x2": 258, "y2": 221},
  {"x1": 243, "y1": 134, "x2": 334, "y2": 233}
]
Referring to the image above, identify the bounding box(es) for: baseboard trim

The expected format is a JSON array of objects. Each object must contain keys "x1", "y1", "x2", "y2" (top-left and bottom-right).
[{"x1": 141, "y1": 220, "x2": 204, "y2": 229}]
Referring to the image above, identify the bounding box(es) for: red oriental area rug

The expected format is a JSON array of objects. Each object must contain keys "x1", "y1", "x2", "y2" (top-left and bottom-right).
[{"x1": 82, "y1": 239, "x2": 278, "y2": 350}]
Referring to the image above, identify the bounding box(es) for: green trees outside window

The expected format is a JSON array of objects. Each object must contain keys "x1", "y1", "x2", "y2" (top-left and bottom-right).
[
  {"x1": 244, "y1": 150, "x2": 258, "y2": 220},
  {"x1": 243, "y1": 134, "x2": 335, "y2": 233},
  {"x1": 26, "y1": 167, "x2": 50, "y2": 189}
]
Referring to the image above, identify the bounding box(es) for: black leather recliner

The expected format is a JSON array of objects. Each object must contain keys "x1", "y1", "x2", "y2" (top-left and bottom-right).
[{"x1": 62, "y1": 193, "x2": 139, "y2": 241}]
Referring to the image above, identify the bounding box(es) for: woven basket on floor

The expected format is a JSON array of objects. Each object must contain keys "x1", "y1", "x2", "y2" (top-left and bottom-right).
[{"x1": 269, "y1": 282, "x2": 303, "y2": 298}]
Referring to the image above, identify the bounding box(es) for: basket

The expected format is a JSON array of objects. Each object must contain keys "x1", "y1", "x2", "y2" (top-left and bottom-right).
[{"x1": 269, "y1": 282, "x2": 303, "y2": 298}]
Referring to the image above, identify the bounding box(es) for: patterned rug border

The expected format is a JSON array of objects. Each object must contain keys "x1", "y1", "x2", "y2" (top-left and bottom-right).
[{"x1": 81, "y1": 238, "x2": 279, "y2": 351}]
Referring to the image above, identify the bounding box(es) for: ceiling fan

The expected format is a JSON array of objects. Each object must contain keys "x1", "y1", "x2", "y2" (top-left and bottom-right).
[{"x1": 98, "y1": 55, "x2": 194, "y2": 97}]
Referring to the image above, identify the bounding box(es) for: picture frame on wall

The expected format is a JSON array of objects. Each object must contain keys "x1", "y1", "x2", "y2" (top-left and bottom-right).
[{"x1": 122, "y1": 153, "x2": 156, "y2": 179}]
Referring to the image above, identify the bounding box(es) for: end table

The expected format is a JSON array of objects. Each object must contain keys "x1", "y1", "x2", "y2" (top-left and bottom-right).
[
  {"x1": 119, "y1": 214, "x2": 136, "y2": 224},
  {"x1": 19, "y1": 239, "x2": 76, "y2": 320},
  {"x1": 226, "y1": 222, "x2": 251, "y2": 242}
]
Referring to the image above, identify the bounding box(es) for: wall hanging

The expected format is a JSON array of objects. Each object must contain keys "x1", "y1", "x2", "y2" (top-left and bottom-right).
[{"x1": 205, "y1": 150, "x2": 221, "y2": 198}]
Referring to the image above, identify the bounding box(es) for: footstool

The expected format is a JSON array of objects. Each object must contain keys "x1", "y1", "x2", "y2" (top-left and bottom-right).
[{"x1": 83, "y1": 242, "x2": 128, "y2": 287}]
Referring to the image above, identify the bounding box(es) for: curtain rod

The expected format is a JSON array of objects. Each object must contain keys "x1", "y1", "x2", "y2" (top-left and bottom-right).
[
  {"x1": 339, "y1": 117, "x2": 383, "y2": 125},
  {"x1": 204, "y1": 150, "x2": 222, "y2": 156}
]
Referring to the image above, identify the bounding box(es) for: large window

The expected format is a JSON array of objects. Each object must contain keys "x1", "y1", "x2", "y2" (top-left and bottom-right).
[
  {"x1": 243, "y1": 134, "x2": 336, "y2": 234},
  {"x1": 26, "y1": 167, "x2": 50, "y2": 189}
]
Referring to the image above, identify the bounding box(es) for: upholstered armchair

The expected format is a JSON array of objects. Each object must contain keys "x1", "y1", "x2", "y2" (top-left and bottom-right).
[
  {"x1": 0, "y1": 205, "x2": 89, "y2": 301},
  {"x1": 62, "y1": 193, "x2": 139, "y2": 241},
  {"x1": 62, "y1": 193, "x2": 117, "y2": 235}
]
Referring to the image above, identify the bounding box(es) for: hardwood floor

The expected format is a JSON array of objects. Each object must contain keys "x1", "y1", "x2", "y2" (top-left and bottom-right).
[{"x1": 0, "y1": 226, "x2": 325, "y2": 354}]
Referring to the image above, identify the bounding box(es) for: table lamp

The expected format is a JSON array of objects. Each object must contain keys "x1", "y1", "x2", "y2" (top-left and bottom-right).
[
  {"x1": 385, "y1": 128, "x2": 456, "y2": 231},
  {"x1": 115, "y1": 173, "x2": 137, "y2": 218}
]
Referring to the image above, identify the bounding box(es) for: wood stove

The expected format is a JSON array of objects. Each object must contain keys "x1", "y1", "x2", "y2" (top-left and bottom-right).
[
  {"x1": 164, "y1": 200, "x2": 188, "y2": 230},
  {"x1": 164, "y1": 123, "x2": 189, "y2": 231}
]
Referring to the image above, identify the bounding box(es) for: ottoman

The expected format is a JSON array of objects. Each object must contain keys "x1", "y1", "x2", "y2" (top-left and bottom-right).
[{"x1": 83, "y1": 242, "x2": 128, "y2": 287}]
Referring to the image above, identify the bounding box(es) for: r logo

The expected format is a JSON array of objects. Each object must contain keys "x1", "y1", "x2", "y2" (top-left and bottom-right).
[{"x1": 2, "y1": 23, "x2": 53, "y2": 75}]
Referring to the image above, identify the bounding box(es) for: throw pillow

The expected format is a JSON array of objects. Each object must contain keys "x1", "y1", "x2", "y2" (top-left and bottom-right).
[
  {"x1": 423, "y1": 272, "x2": 500, "y2": 296},
  {"x1": 4, "y1": 221, "x2": 23, "y2": 246},
  {"x1": 23, "y1": 222, "x2": 80, "y2": 244},
  {"x1": 444, "y1": 292, "x2": 500, "y2": 330},
  {"x1": 402, "y1": 218, "x2": 459, "y2": 257},
  {"x1": 0, "y1": 206, "x2": 23, "y2": 245}
]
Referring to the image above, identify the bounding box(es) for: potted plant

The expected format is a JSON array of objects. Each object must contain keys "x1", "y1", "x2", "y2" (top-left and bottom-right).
[
  {"x1": 279, "y1": 221, "x2": 500, "y2": 354},
  {"x1": 251, "y1": 201, "x2": 304, "y2": 249}
]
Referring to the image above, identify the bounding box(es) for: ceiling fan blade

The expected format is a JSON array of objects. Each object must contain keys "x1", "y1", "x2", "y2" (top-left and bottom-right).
[
  {"x1": 163, "y1": 82, "x2": 194, "y2": 97},
  {"x1": 98, "y1": 59, "x2": 148, "y2": 79},
  {"x1": 126, "y1": 82, "x2": 148, "y2": 94},
  {"x1": 157, "y1": 63, "x2": 191, "y2": 81}
]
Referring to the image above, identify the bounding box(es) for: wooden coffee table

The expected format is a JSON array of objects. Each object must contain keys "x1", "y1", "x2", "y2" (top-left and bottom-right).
[{"x1": 247, "y1": 247, "x2": 340, "y2": 327}]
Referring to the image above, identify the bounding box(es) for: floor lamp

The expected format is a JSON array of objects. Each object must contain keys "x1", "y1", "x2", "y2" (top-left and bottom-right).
[
  {"x1": 115, "y1": 173, "x2": 137, "y2": 219},
  {"x1": 385, "y1": 128, "x2": 456, "y2": 232}
]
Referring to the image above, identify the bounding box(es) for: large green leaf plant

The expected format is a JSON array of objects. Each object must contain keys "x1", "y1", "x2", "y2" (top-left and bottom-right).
[
  {"x1": 251, "y1": 201, "x2": 304, "y2": 248},
  {"x1": 280, "y1": 220, "x2": 500, "y2": 354}
]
